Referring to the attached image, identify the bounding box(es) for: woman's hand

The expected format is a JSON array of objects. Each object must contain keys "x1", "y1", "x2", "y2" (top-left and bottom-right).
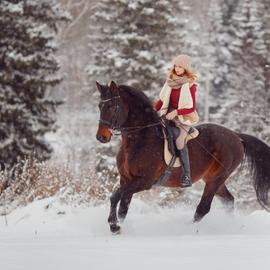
[{"x1": 166, "y1": 110, "x2": 177, "y2": 120}]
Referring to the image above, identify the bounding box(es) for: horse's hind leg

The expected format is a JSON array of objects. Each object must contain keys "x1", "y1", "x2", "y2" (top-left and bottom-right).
[
  {"x1": 193, "y1": 182, "x2": 219, "y2": 222},
  {"x1": 194, "y1": 173, "x2": 230, "y2": 222},
  {"x1": 216, "y1": 184, "x2": 234, "y2": 212}
]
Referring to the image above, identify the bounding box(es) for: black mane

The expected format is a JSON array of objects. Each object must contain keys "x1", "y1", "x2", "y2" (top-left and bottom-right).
[{"x1": 118, "y1": 84, "x2": 159, "y2": 120}]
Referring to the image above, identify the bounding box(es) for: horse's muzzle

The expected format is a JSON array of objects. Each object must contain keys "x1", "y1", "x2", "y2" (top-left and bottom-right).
[
  {"x1": 96, "y1": 126, "x2": 112, "y2": 143},
  {"x1": 96, "y1": 134, "x2": 110, "y2": 143}
]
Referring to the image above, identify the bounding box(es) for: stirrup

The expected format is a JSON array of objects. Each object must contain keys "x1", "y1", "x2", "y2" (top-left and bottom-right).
[{"x1": 181, "y1": 175, "x2": 192, "y2": 188}]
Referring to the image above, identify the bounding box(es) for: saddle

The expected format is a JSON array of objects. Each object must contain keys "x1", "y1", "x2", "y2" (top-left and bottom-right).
[{"x1": 160, "y1": 117, "x2": 199, "y2": 167}]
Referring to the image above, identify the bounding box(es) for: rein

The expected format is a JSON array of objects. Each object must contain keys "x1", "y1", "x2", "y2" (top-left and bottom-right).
[
  {"x1": 115, "y1": 122, "x2": 162, "y2": 134},
  {"x1": 99, "y1": 119, "x2": 162, "y2": 136}
]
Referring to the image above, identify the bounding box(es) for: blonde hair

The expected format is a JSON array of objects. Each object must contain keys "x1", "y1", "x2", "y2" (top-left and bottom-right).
[{"x1": 168, "y1": 66, "x2": 198, "y2": 81}]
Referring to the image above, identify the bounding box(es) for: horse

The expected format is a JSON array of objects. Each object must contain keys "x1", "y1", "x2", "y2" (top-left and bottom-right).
[{"x1": 95, "y1": 80, "x2": 270, "y2": 233}]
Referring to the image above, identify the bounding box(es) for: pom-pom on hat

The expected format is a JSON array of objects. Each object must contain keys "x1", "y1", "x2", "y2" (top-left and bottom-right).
[{"x1": 172, "y1": 54, "x2": 192, "y2": 71}]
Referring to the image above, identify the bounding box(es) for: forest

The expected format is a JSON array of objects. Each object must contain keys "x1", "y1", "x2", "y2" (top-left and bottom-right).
[
  {"x1": 0, "y1": 0, "x2": 269, "y2": 213},
  {"x1": 0, "y1": 1, "x2": 270, "y2": 269}
]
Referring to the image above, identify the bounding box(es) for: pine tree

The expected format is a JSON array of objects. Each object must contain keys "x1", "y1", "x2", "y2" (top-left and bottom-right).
[
  {"x1": 224, "y1": 0, "x2": 270, "y2": 140},
  {"x1": 87, "y1": 0, "x2": 189, "y2": 98},
  {"x1": 0, "y1": 0, "x2": 68, "y2": 170},
  {"x1": 208, "y1": 0, "x2": 241, "y2": 122}
]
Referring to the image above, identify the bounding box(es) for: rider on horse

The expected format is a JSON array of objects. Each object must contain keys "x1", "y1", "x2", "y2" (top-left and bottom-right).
[
  {"x1": 96, "y1": 75, "x2": 270, "y2": 233},
  {"x1": 154, "y1": 54, "x2": 199, "y2": 188}
]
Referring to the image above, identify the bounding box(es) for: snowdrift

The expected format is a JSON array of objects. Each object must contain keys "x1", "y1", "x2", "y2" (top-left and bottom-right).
[{"x1": 0, "y1": 198, "x2": 270, "y2": 270}]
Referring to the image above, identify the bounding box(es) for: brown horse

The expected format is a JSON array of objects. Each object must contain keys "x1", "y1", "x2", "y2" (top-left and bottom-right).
[{"x1": 95, "y1": 80, "x2": 270, "y2": 233}]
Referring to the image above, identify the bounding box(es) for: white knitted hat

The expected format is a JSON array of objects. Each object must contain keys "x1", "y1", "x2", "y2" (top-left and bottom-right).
[{"x1": 172, "y1": 54, "x2": 192, "y2": 71}]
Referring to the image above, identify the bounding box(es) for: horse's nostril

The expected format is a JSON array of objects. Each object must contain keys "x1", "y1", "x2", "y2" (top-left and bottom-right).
[{"x1": 97, "y1": 134, "x2": 108, "y2": 143}]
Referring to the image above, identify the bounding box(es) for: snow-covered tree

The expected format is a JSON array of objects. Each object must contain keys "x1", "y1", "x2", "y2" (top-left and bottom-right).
[
  {"x1": 208, "y1": 0, "x2": 241, "y2": 122},
  {"x1": 260, "y1": 0, "x2": 270, "y2": 113},
  {"x1": 87, "y1": 0, "x2": 189, "y2": 97},
  {"x1": 221, "y1": 0, "x2": 270, "y2": 140},
  {"x1": 0, "y1": 0, "x2": 68, "y2": 170},
  {"x1": 208, "y1": 0, "x2": 269, "y2": 138}
]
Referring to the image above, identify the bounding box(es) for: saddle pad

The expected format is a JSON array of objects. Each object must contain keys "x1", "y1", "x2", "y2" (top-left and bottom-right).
[{"x1": 163, "y1": 127, "x2": 199, "y2": 167}]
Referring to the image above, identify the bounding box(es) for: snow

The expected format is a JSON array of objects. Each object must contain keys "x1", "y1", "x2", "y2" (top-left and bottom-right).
[
  {"x1": 2, "y1": 1, "x2": 23, "y2": 14},
  {"x1": 45, "y1": 110, "x2": 99, "y2": 166},
  {"x1": 1, "y1": 198, "x2": 270, "y2": 270}
]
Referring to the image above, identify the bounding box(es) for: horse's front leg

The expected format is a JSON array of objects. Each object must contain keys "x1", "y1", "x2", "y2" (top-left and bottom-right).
[
  {"x1": 118, "y1": 193, "x2": 133, "y2": 223},
  {"x1": 117, "y1": 178, "x2": 152, "y2": 226},
  {"x1": 108, "y1": 186, "x2": 122, "y2": 233}
]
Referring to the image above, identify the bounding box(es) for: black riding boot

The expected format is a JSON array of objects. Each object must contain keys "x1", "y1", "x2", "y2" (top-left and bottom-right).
[{"x1": 177, "y1": 145, "x2": 192, "y2": 188}]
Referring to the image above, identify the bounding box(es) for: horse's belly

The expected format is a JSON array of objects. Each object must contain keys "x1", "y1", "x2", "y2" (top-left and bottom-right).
[{"x1": 162, "y1": 167, "x2": 203, "y2": 188}]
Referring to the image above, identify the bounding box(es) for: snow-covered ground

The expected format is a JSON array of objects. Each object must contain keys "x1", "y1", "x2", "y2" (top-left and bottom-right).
[{"x1": 1, "y1": 198, "x2": 270, "y2": 270}]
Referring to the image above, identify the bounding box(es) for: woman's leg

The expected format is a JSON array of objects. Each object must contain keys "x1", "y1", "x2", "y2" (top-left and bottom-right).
[
  {"x1": 175, "y1": 124, "x2": 192, "y2": 187},
  {"x1": 175, "y1": 124, "x2": 190, "y2": 150}
]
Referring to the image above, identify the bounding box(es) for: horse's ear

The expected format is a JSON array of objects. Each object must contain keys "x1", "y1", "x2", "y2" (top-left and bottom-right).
[
  {"x1": 96, "y1": 81, "x2": 103, "y2": 93},
  {"x1": 109, "y1": 80, "x2": 119, "y2": 96}
]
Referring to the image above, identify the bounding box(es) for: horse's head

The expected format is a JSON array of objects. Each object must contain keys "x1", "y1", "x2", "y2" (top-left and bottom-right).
[{"x1": 96, "y1": 80, "x2": 128, "y2": 143}]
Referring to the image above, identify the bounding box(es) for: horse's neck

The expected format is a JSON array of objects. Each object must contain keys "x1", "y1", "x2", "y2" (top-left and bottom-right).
[
  {"x1": 127, "y1": 105, "x2": 158, "y2": 128},
  {"x1": 119, "y1": 90, "x2": 161, "y2": 145},
  {"x1": 120, "y1": 109, "x2": 160, "y2": 144}
]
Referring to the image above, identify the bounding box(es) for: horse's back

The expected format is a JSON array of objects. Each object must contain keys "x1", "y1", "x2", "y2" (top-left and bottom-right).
[
  {"x1": 195, "y1": 123, "x2": 243, "y2": 145},
  {"x1": 188, "y1": 123, "x2": 245, "y2": 176}
]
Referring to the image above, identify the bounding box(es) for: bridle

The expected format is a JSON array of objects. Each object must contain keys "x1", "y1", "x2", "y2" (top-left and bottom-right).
[
  {"x1": 99, "y1": 96, "x2": 122, "y2": 130},
  {"x1": 98, "y1": 95, "x2": 161, "y2": 134}
]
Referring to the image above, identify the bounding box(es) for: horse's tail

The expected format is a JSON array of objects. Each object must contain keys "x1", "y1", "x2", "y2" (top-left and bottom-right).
[{"x1": 238, "y1": 133, "x2": 270, "y2": 211}]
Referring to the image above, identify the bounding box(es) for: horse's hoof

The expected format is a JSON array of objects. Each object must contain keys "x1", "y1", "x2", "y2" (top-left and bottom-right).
[
  {"x1": 193, "y1": 213, "x2": 203, "y2": 223},
  {"x1": 118, "y1": 212, "x2": 127, "y2": 224},
  {"x1": 110, "y1": 224, "x2": 121, "y2": 234},
  {"x1": 118, "y1": 217, "x2": 125, "y2": 224}
]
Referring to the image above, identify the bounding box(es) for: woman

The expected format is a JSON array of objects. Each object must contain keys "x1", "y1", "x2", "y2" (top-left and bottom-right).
[{"x1": 154, "y1": 54, "x2": 199, "y2": 187}]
